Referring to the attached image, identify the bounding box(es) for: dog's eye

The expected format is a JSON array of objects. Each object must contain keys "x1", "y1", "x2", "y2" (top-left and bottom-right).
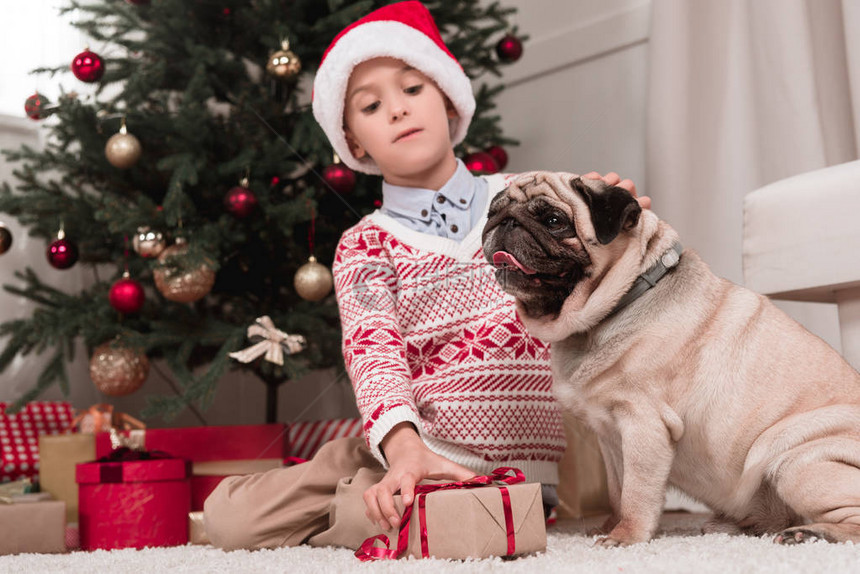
[{"x1": 544, "y1": 213, "x2": 564, "y2": 228}]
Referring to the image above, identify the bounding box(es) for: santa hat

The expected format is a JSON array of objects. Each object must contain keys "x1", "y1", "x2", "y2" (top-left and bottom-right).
[{"x1": 312, "y1": 1, "x2": 475, "y2": 175}]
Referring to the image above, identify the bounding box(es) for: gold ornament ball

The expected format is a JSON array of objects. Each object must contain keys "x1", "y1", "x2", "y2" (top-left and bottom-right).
[
  {"x1": 266, "y1": 41, "x2": 302, "y2": 79},
  {"x1": 90, "y1": 341, "x2": 150, "y2": 397},
  {"x1": 132, "y1": 226, "x2": 166, "y2": 258},
  {"x1": 105, "y1": 131, "x2": 142, "y2": 169},
  {"x1": 294, "y1": 256, "x2": 333, "y2": 302},
  {"x1": 153, "y1": 241, "x2": 216, "y2": 303}
]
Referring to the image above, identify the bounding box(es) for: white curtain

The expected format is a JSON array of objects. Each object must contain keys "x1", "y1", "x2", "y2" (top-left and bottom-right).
[{"x1": 646, "y1": 0, "x2": 860, "y2": 346}]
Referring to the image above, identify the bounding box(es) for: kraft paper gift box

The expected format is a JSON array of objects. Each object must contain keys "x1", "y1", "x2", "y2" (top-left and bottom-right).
[
  {"x1": 0, "y1": 493, "x2": 66, "y2": 555},
  {"x1": 556, "y1": 411, "x2": 610, "y2": 518},
  {"x1": 317, "y1": 469, "x2": 546, "y2": 560},
  {"x1": 96, "y1": 424, "x2": 287, "y2": 510},
  {"x1": 395, "y1": 481, "x2": 545, "y2": 559},
  {"x1": 38, "y1": 433, "x2": 96, "y2": 523},
  {"x1": 76, "y1": 452, "x2": 191, "y2": 550},
  {"x1": 188, "y1": 511, "x2": 210, "y2": 545}
]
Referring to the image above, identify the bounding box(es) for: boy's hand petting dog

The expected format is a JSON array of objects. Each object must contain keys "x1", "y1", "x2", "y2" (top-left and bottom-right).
[
  {"x1": 584, "y1": 171, "x2": 651, "y2": 210},
  {"x1": 366, "y1": 422, "x2": 475, "y2": 531}
]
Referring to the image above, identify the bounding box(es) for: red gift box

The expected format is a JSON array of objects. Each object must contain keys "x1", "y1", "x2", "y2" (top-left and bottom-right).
[
  {"x1": 0, "y1": 402, "x2": 74, "y2": 482},
  {"x1": 76, "y1": 455, "x2": 191, "y2": 550},
  {"x1": 96, "y1": 424, "x2": 288, "y2": 509},
  {"x1": 288, "y1": 418, "x2": 363, "y2": 460}
]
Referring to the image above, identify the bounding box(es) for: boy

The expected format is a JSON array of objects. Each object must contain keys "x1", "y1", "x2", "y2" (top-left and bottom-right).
[{"x1": 205, "y1": 0, "x2": 642, "y2": 550}]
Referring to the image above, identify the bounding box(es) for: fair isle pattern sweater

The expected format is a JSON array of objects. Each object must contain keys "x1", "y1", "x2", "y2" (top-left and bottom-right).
[{"x1": 333, "y1": 173, "x2": 565, "y2": 484}]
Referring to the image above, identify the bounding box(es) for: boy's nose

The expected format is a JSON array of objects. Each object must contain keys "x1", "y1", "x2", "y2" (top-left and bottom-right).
[
  {"x1": 391, "y1": 106, "x2": 408, "y2": 121},
  {"x1": 389, "y1": 96, "x2": 409, "y2": 121}
]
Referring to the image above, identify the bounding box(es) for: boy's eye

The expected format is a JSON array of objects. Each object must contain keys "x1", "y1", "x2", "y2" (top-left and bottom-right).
[
  {"x1": 361, "y1": 101, "x2": 380, "y2": 114},
  {"x1": 404, "y1": 84, "x2": 423, "y2": 95}
]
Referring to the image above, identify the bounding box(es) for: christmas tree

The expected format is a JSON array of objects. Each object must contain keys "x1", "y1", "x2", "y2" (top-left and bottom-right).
[{"x1": 0, "y1": 0, "x2": 524, "y2": 421}]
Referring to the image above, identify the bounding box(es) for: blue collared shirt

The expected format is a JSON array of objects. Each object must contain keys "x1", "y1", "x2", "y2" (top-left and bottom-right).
[{"x1": 380, "y1": 160, "x2": 489, "y2": 242}]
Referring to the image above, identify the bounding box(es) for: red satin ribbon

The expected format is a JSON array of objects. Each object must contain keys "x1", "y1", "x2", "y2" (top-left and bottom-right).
[{"x1": 355, "y1": 466, "x2": 525, "y2": 561}]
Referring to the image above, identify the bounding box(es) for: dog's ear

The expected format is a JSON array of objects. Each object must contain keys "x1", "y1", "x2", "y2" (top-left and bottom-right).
[{"x1": 571, "y1": 177, "x2": 641, "y2": 244}]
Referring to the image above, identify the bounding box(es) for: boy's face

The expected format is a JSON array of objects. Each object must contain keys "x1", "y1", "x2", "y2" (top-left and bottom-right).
[{"x1": 343, "y1": 57, "x2": 458, "y2": 187}]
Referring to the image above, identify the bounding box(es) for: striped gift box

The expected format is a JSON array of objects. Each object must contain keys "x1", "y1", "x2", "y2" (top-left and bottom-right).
[{"x1": 287, "y1": 418, "x2": 363, "y2": 460}]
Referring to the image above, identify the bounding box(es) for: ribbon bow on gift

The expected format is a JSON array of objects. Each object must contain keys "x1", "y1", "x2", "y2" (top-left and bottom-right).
[
  {"x1": 70, "y1": 403, "x2": 146, "y2": 434},
  {"x1": 355, "y1": 467, "x2": 525, "y2": 561},
  {"x1": 228, "y1": 316, "x2": 306, "y2": 366}
]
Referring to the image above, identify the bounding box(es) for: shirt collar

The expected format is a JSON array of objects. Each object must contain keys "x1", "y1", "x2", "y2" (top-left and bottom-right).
[{"x1": 381, "y1": 159, "x2": 477, "y2": 222}]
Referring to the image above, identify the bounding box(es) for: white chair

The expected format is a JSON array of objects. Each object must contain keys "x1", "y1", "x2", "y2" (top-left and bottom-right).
[{"x1": 743, "y1": 160, "x2": 860, "y2": 370}]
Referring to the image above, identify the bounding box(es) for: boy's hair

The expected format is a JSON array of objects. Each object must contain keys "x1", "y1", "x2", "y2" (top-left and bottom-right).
[{"x1": 312, "y1": 1, "x2": 475, "y2": 175}]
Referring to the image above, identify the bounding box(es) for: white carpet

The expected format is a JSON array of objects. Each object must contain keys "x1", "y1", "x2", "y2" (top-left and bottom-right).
[{"x1": 2, "y1": 513, "x2": 857, "y2": 574}]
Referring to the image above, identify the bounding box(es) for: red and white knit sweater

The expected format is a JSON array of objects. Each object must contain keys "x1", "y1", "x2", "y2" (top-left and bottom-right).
[{"x1": 333, "y1": 173, "x2": 565, "y2": 484}]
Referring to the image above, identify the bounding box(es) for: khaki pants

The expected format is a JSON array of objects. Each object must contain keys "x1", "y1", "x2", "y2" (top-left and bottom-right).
[{"x1": 204, "y1": 437, "x2": 387, "y2": 551}]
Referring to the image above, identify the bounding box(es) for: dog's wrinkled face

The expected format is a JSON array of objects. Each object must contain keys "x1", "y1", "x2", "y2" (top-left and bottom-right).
[{"x1": 482, "y1": 173, "x2": 641, "y2": 319}]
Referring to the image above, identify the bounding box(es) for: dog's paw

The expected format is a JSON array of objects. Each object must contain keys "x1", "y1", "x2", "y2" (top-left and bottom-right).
[
  {"x1": 593, "y1": 527, "x2": 647, "y2": 547},
  {"x1": 594, "y1": 535, "x2": 625, "y2": 548},
  {"x1": 587, "y1": 514, "x2": 619, "y2": 537},
  {"x1": 773, "y1": 527, "x2": 833, "y2": 545}
]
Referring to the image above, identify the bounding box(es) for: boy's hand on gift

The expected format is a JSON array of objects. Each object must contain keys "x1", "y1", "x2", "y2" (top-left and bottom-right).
[
  {"x1": 368, "y1": 422, "x2": 474, "y2": 531},
  {"x1": 583, "y1": 171, "x2": 651, "y2": 210}
]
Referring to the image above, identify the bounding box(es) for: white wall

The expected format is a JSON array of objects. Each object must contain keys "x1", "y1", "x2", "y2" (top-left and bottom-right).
[{"x1": 494, "y1": 0, "x2": 650, "y2": 182}]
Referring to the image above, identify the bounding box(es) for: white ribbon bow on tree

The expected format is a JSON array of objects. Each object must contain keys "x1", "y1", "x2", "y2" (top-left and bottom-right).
[{"x1": 228, "y1": 315, "x2": 306, "y2": 366}]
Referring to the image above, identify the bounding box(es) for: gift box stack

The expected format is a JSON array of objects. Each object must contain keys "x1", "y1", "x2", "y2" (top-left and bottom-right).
[
  {"x1": 0, "y1": 402, "x2": 75, "y2": 555},
  {"x1": 80, "y1": 423, "x2": 288, "y2": 550},
  {"x1": 96, "y1": 424, "x2": 288, "y2": 511},
  {"x1": 2, "y1": 400, "x2": 292, "y2": 554}
]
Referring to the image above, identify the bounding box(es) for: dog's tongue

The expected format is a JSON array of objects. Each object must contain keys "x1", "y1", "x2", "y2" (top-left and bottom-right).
[{"x1": 492, "y1": 251, "x2": 537, "y2": 275}]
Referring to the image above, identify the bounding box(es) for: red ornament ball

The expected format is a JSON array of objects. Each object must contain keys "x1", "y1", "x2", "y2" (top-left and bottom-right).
[
  {"x1": 485, "y1": 145, "x2": 509, "y2": 171},
  {"x1": 24, "y1": 92, "x2": 51, "y2": 120},
  {"x1": 464, "y1": 151, "x2": 499, "y2": 175},
  {"x1": 47, "y1": 237, "x2": 79, "y2": 269},
  {"x1": 496, "y1": 34, "x2": 524, "y2": 63},
  {"x1": 322, "y1": 162, "x2": 356, "y2": 194},
  {"x1": 225, "y1": 185, "x2": 258, "y2": 218},
  {"x1": 71, "y1": 49, "x2": 105, "y2": 83},
  {"x1": 109, "y1": 276, "x2": 146, "y2": 314},
  {"x1": 0, "y1": 224, "x2": 12, "y2": 255}
]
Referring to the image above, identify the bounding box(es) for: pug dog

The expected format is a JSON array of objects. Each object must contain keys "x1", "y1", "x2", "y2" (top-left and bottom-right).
[{"x1": 482, "y1": 172, "x2": 860, "y2": 546}]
